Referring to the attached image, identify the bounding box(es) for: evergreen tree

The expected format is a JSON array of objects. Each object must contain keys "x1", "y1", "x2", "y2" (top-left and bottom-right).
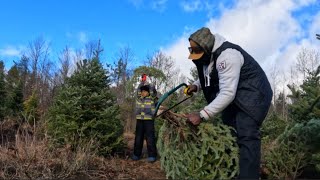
[
  {"x1": 288, "y1": 66, "x2": 320, "y2": 123},
  {"x1": 261, "y1": 112, "x2": 287, "y2": 140},
  {"x1": 265, "y1": 65, "x2": 320, "y2": 178},
  {"x1": 157, "y1": 113, "x2": 239, "y2": 179},
  {"x1": 275, "y1": 92, "x2": 288, "y2": 119},
  {"x1": 0, "y1": 61, "x2": 6, "y2": 120},
  {"x1": 15, "y1": 55, "x2": 30, "y2": 98},
  {"x1": 48, "y1": 58, "x2": 124, "y2": 155},
  {"x1": 23, "y1": 90, "x2": 39, "y2": 123},
  {"x1": 127, "y1": 66, "x2": 166, "y2": 131},
  {"x1": 265, "y1": 119, "x2": 320, "y2": 179},
  {"x1": 5, "y1": 64, "x2": 24, "y2": 117}
]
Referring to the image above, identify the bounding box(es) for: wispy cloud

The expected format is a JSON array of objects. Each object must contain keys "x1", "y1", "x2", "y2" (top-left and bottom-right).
[
  {"x1": 128, "y1": 0, "x2": 143, "y2": 8},
  {"x1": 128, "y1": 0, "x2": 168, "y2": 12},
  {"x1": 180, "y1": 0, "x2": 202, "y2": 12},
  {"x1": 151, "y1": 0, "x2": 168, "y2": 12},
  {"x1": 78, "y1": 32, "x2": 88, "y2": 44},
  {"x1": 0, "y1": 46, "x2": 23, "y2": 57},
  {"x1": 309, "y1": 11, "x2": 320, "y2": 40},
  {"x1": 162, "y1": 28, "x2": 195, "y2": 78},
  {"x1": 180, "y1": 0, "x2": 227, "y2": 17},
  {"x1": 66, "y1": 31, "x2": 88, "y2": 44}
]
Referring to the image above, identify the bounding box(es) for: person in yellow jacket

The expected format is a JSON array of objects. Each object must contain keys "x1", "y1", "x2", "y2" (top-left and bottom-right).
[{"x1": 132, "y1": 76, "x2": 157, "y2": 163}]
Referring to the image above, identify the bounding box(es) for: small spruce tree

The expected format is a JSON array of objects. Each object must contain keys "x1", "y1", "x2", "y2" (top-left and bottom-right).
[
  {"x1": 48, "y1": 58, "x2": 124, "y2": 155},
  {"x1": 288, "y1": 66, "x2": 320, "y2": 123},
  {"x1": 5, "y1": 64, "x2": 24, "y2": 117},
  {"x1": 265, "y1": 66, "x2": 320, "y2": 178}
]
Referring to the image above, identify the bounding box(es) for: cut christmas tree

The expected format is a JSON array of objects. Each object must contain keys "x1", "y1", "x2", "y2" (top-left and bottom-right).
[{"x1": 156, "y1": 109, "x2": 239, "y2": 179}]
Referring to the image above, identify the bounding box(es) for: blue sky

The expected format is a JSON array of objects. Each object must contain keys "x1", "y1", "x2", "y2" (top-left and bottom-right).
[
  {"x1": 1, "y1": 0, "x2": 320, "y2": 81},
  {"x1": 0, "y1": 0, "x2": 233, "y2": 68}
]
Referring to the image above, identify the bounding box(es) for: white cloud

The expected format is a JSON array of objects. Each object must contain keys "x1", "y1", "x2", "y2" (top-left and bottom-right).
[
  {"x1": 180, "y1": 0, "x2": 233, "y2": 17},
  {"x1": 180, "y1": 0, "x2": 202, "y2": 12},
  {"x1": 128, "y1": 0, "x2": 143, "y2": 8},
  {"x1": 206, "y1": 0, "x2": 303, "y2": 65},
  {"x1": 0, "y1": 46, "x2": 23, "y2": 57},
  {"x1": 294, "y1": 0, "x2": 317, "y2": 6},
  {"x1": 66, "y1": 31, "x2": 88, "y2": 44},
  {"x1": 151, "y1": 0, "x2": 168, "y2": 12},
  {"x1": 58, "y1": 47, "x2": 80, "y2": 76},
  {"x1": 78, "y1": 32, "x2": 88, "y2": 43},
  {"x1": 163, "y1": 38, "x2": 194, "y2": 76},
  {"x1": 129, "y1": 0, "x2": 168, "y2": 11},
  {"x1": 162, "y1": 29, "x2": 196, "y2": 78},
  {"x1": 309, "y1": 11, "x2": 320, "y2": 40},
  {"x1": 165, "y1": 0, "x2": 319, "y2": 83}
]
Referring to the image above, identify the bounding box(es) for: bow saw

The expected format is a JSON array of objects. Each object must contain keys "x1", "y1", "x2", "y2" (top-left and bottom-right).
[{"x1": 154, "y1": 83, "x2": 193, "y2": 118}]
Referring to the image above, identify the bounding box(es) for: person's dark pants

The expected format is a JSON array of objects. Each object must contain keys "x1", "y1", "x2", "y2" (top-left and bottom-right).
[
  {"x1": 222, "y1": 105, "x2": 262, "y2": 179},
  {"x1": 133, "y1": 119, "x2": 157, "y2": 158}
]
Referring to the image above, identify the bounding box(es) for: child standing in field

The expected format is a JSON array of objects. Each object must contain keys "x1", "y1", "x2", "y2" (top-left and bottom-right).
[{"x1": 132, "y1": 74, "x2": 157, "y2": 163}]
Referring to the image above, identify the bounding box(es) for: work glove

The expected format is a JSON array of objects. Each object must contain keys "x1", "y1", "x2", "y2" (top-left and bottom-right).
[
  {"x1": 184, "y1": 85, "x2": 197, "y2": 96},
  {"x1": 186, "y1": 112, "x2": 202, "y2": 126}
]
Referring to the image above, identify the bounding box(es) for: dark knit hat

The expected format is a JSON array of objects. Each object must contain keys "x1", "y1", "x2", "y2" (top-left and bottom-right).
[
  {"x1": 140, "y1": 85, "x2": 150, "y2": 92},
  {"x1": 188, "y1": 27, "x2": 215, "y2": 59}
]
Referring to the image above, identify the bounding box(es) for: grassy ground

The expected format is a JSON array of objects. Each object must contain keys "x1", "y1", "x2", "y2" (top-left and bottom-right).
[{"x1": 0, "y1": 119, "x2": 166, "y2": 179}]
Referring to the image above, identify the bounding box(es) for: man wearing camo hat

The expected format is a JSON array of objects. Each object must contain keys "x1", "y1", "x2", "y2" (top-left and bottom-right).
[{"x1": 185, "y1": 27, "x2": 273, "y2": 179}]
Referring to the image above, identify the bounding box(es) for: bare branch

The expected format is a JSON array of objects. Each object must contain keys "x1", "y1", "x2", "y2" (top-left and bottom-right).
[{"x1": 85, "y1": 39, "x2": 103, "y2": 60}]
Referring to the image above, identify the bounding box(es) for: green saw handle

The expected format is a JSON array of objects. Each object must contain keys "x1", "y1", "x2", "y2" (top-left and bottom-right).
[{"x1": 154, "y1": 83, "x2": 188, "y2": 117}]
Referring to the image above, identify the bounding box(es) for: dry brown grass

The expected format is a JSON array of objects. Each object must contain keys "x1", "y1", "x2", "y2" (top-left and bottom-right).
[
  {"x1": 0, "y1": 126, "x2": 107, "y2": 179},
  {"x1": 0, "y1": 119, "x2": 166, "y2": 179}
]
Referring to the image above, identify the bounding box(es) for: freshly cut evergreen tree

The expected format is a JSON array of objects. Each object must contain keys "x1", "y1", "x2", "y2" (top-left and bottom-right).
[
  {"x1": 157, "y1": 111, "x2": 239, "y2": 179},
  {"x1": 48, "y1": 58, "x2": 124, "y2": 155}
]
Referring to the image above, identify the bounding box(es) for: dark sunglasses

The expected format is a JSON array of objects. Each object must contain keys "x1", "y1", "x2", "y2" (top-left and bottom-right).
[{"x1": 188, "y1": 46, "x2": 203, "y2": 54}]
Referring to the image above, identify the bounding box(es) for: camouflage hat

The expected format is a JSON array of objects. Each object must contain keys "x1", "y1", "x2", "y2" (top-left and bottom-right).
[{"x1": 188, "y1": 27, "x2": 215, "y2": 60}]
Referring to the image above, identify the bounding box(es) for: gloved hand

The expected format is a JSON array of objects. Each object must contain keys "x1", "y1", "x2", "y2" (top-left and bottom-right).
[
  {"x1": 186, "y1": 112, "x2": 202, "y2": 126},
  {"x1": 184, "y1": 85, "x2": 197, "y2": 95}
]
